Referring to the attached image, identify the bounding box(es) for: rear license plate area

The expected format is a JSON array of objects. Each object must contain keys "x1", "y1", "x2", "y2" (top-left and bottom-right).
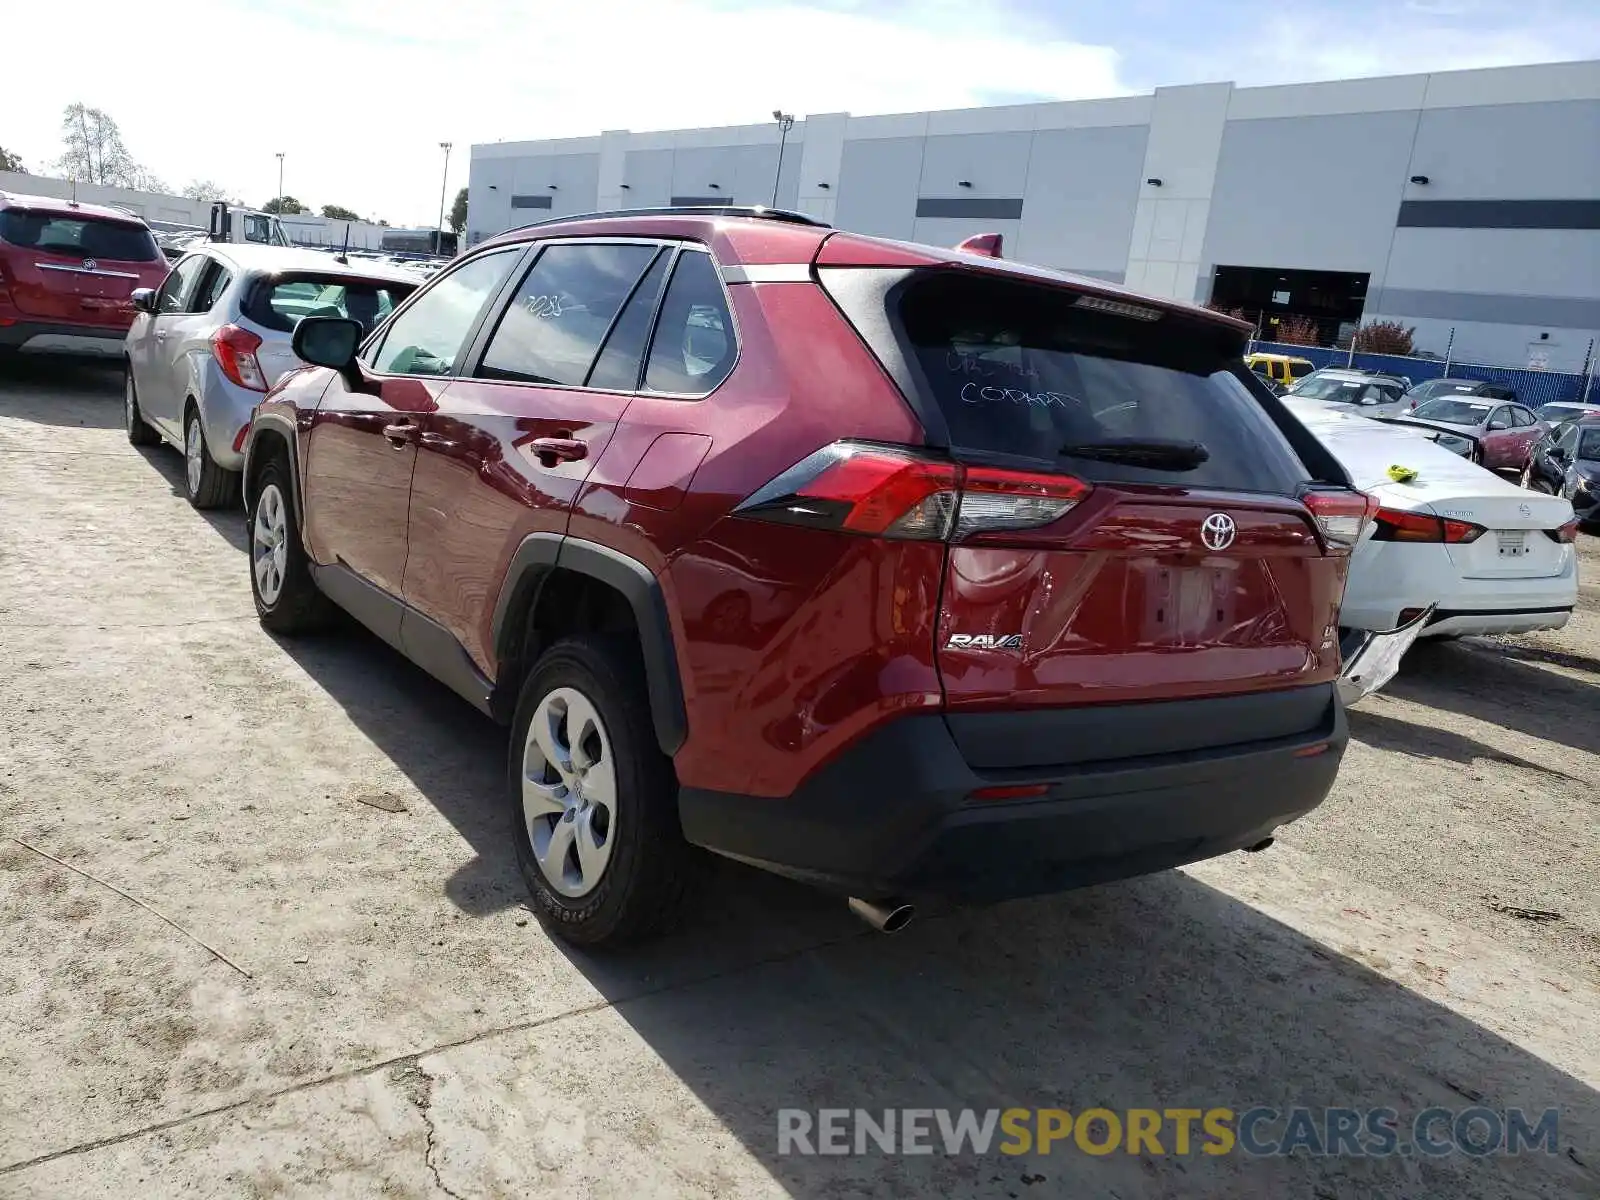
[
  {"x1": 1496, "y1": 530, "x2": 1528, "y2": 557},
  {"x1": 1141, "y1": 564, "x2": 1235, "y2": 644}
]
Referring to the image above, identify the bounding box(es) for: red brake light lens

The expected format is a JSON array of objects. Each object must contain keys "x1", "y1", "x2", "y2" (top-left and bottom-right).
[
  {"x1": 1549, "y1": 518, "x2": 1580, "y2": 544},
  {"x1": 211, "y1": 324, "x2": 267, "y2": 392},
  {"x1": 1370, "y1": 506, "x2": 1485, "y2": 543},
  {"x1": 1301, "y1": 488, "x2": 1378, "y2": 549},
  {"x1": 734, "y1": 442, "x2": 1087, "y2": 541}
]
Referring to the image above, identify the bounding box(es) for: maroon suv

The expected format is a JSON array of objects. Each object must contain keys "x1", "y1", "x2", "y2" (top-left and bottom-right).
[
  {"x1": 242, "y1": 207, "x2": 1372, "y2": 946},
  {"x1": 0, "y1": 191, "x2": 169, "y2": 358}
]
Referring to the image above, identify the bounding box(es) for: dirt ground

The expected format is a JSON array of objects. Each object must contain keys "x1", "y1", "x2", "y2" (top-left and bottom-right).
[{"x1": 0, "y1": 359, "x2": 1595, "y2": 1199}]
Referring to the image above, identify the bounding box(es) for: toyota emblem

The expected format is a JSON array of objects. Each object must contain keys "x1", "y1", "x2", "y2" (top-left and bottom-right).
[
  {"x1": 1201, "y1": 512, "x2": 1236, "y2": 550},
  {"x1": 82, "y1": 258, "x2": 97, "y2": 271}
]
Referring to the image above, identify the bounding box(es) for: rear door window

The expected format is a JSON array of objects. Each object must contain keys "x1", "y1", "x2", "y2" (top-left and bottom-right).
[
  {"x1": 0, "y1": 211, "x2": 159, "y2": 262},
  {"x1": 898, "y1": 273, "x2": 1308, "y2": 492},
  {"x1": 476, "y1": 242, "x2": 659, "y2": 386},
  {"x1": 643, "y1": 251, "x2": 737, "y2": 395},
  {"x1": 586, "y1": 250, "x2": 671, "y2": 391},
  {"x1": 1288, "y1": 360, "x2": 1314, "y2": 379},
  {"x1": 193, "y1": 263, "x2": 233, "y2": 312},
  {"x1": 156, "y1": 255, "x2": 208, "y2": 314}
]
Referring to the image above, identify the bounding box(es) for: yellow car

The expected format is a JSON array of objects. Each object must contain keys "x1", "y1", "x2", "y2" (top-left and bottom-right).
[{"x1": 1245, "y1": 352, "x2": 1316, "y2": 391}]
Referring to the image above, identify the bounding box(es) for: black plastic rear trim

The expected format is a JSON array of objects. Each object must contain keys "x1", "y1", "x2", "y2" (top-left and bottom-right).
[{"x1": 945, "y1": 684, "x2": 1334, "y2": 771}]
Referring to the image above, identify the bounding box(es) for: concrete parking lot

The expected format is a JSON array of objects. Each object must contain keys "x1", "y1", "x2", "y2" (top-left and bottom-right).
[{"x1": 1, "y1": 360, "x2": 1596, "y2": 1199}]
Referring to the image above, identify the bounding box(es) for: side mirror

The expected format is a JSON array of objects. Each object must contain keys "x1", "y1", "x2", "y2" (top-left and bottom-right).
[
  {"x1": 292, "y1": 316, "x2": 368, "y2": 392},
  {"x1": 1550, "y1": 445, "x2": 1568, "y2": 461},
  {"x1": 1488, "y1": 420, "x2": 1509, "y2": 432},
  {"x1": 130, "y1": 288, "x2": 156, "y2": 314}
]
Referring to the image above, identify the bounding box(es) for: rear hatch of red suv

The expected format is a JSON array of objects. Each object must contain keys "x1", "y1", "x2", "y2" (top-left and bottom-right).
[
  {"x1": 815, "y1": 249, "x2": 1364, "y2": 764},
  {"x1": 0, "y1": 203, "x2": 165, "y2": 329}
]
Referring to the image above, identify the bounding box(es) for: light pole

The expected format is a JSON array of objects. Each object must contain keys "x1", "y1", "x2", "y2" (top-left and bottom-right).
[
  {"x1": 275, "y1": 152, "x2": 285, "y2": 212},
  {"x1": 436, "y1": 141, "x2": 453, "y2": 256},
  {"x1": 771, "y1": 111, "x2": 794, "y2": 208}
]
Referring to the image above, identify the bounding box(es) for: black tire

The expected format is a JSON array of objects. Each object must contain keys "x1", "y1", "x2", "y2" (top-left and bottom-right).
[
  {"x1": 125, "y1": 369, "x2": 159, "y2": 447},
  {"x1": 247, "y1": 456, "x2": 335, "y2": 634},
  {"x1": 184, "y1": 406, "x2": 240, "y2": 510},
  {"x1": 509, "y1": 635, "x2": 693, "y2": 947}
]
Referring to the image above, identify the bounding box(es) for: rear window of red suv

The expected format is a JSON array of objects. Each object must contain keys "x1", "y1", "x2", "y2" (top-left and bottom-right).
[
  {"x1": 897, "y1": 272, "x2": 1309, "y2": 493},
  {"x1": 0, "y1": 210, "x2": 160, "y2": 262}
]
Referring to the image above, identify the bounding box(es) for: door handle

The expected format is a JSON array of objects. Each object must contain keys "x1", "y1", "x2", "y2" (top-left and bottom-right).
[
  {"x1": 382, "y1": 419, "x2": 420, "y2": 447},
  {"x1": 527, "y1": 436, "x2": 588, "y2": 466}
]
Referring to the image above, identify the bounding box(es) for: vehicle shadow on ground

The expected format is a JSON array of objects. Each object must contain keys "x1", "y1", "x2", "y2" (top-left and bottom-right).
[
  {"x1": 0, "y1": 359, "x2": 124, "y2": 427},
  {"x1": 1348, "y1": 707, "x2": 1579, "y2": 780},
  {"x1": 274, "y1": 623, "x2": 1597, "y2": 1198},
  {"x1": 270, "y1": 621, "x2": 870, "y2": 953},
  {"x1": 1385, "y1": 640, "x2": 1600, "y2": 762},
  {"x1": 137, "y1": 444, "x2": 249, "y2": 554},
  {"x1": 568, "y1": 872, "x2": 1598, "y2": 1198}
]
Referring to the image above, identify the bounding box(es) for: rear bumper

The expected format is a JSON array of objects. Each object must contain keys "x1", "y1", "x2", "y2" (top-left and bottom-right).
[
  {"x1": 0, "y1": 320, "x2": 129, "y2": 356},
  {"x1": 1422, "y1": 607, "x2": 1573, "y2": 638},
  {"x1": 194, "y1": 360, "x2": 261, "y2": 471},
  {"x1": 678, "y1": 685, "x2": 1346, "y2": 902},
  {"x1": 1342, "y1": 538, "x2": 1577, "y2": 635}
]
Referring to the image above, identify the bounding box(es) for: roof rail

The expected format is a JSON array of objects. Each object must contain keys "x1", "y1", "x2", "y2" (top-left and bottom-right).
[{"x1": 508, "y1": 205, "x2": 831, "y2": 232}]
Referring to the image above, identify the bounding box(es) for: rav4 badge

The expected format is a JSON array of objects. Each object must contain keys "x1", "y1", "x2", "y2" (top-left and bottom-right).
[{"x1": 946, "y1": 633, "x2": 1024, "y2": 650}]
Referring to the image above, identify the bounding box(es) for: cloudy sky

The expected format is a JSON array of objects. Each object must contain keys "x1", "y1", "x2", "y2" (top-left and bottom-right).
[{"x1": 4, "y1": 0, "x2": 1596, "y2": 226}]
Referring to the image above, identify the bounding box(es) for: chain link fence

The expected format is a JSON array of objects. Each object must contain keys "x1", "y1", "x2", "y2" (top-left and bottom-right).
[{"x1": 1248, "y1": 336, "x2": 1598, "y2": 410}]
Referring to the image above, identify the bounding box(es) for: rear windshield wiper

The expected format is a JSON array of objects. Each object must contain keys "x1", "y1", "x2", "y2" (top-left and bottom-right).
[{"x1": 1059, "y1": 438, "x2": 1210, "y2": 470}]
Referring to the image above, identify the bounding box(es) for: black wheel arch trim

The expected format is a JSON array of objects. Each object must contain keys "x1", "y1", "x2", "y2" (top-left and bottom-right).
[
  {"x1": 491, "y1": 534, "x2": 688, "y2": 756},
  {"x1": 242, "y1": 412, "x2": 304, "y2": 520}
]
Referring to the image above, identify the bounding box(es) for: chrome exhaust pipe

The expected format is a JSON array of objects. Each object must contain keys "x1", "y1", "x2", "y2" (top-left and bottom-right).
[{"x1": 848, "y1": 897, "x2": 916, "y2": 933}]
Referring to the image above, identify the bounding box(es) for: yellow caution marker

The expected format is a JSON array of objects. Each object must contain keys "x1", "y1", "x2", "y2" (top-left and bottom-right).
[{"x1": 1387, "y1": 464, "x2": 1418, "y2": 484}]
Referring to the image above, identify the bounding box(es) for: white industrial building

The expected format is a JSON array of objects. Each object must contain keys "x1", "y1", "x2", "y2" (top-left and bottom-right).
[{"x1": 467, "y1": 58, "x2": 1600, "y2": 371}]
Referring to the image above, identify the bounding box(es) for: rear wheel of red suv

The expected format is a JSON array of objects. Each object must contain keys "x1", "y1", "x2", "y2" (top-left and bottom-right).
[{"x1": 509, "y1": 636, "x2": 692, "y2": 947}]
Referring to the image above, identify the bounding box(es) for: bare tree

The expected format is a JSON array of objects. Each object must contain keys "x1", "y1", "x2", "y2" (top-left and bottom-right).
[
  {"x1": 56, "y1": 103, "x2": 159, "y2": 189},
  {"x1": 181, "y1": 180, "x2": 231, "y2": 202}
]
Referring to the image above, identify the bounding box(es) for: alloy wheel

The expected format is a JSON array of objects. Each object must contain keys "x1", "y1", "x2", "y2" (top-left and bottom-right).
[
  {"x1": 251, "y1": 483, "x2": 289, "y2": 605},
  {"x1": 124, "y1": 375, "x2": 136, "y2": 435},
  {"x1": 521, "y1": 686, "x2": 617, "y2": 898},
  {"x1": 185, "y1": 418, "x2": 204, "y2": 496}
]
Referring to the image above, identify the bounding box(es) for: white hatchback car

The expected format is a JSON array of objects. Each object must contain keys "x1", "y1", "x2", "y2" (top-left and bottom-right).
[
  {"x1": 123, "y1": 245, "x2": 418, "y2": 508},
  {"x1": 1289, "y1": 400, "x2": 1579, "y2": 642}
]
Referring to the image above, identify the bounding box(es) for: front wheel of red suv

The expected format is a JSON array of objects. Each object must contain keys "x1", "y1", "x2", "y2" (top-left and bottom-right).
[
  {"x1": 248, "y1": 458, "x2": 334, "y2": 634},
  {"x1": 509, "y1": 636, "x2": 693, "y2": 947}
]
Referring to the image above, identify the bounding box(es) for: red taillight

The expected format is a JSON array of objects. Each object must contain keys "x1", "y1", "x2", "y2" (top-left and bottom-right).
[
  {"x1": 1370, "y1": 506, "x2": 1485, "y2": 544},
  {"x1": 1549, "y1": 518, "x2": 1580, "y2": 543},
  {"x1": 967, "y1": 783, "x2": 1050, "y2": 802},
  {"x1": 1301, "y1": 488, "x2": 1378, "y2": 549},
  {"x1": 211, "y1": 324, "x2": 267, "y2": 391},
  {"x1": 734, "y1": 442, "x2": 1087, "y2": 541},
  {"x1": 232, "y1": 424, "x2": 250, "y2": 453}
]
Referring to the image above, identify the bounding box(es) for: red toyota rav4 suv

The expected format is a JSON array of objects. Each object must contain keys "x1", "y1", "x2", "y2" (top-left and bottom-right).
[
  {"x1": 0, "y1": 191, "x2": 169, "y2": 358},
  {"x1": 242, "y1": 207, "x2": 1371, "y2": 946}
]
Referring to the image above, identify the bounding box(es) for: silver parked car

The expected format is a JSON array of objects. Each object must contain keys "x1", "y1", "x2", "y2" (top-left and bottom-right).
[
  {"x1": 123, "y1": 245, "x2": 418, "y2": 507},
  {"x1": 1286, "y1": 368, "x2": 1410, "y2": 417}
]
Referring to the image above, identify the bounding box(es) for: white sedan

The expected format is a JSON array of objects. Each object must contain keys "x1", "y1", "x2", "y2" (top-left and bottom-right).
[{"x1": 1288, "y1": 400, "x2": 1580, "y2": 642}]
